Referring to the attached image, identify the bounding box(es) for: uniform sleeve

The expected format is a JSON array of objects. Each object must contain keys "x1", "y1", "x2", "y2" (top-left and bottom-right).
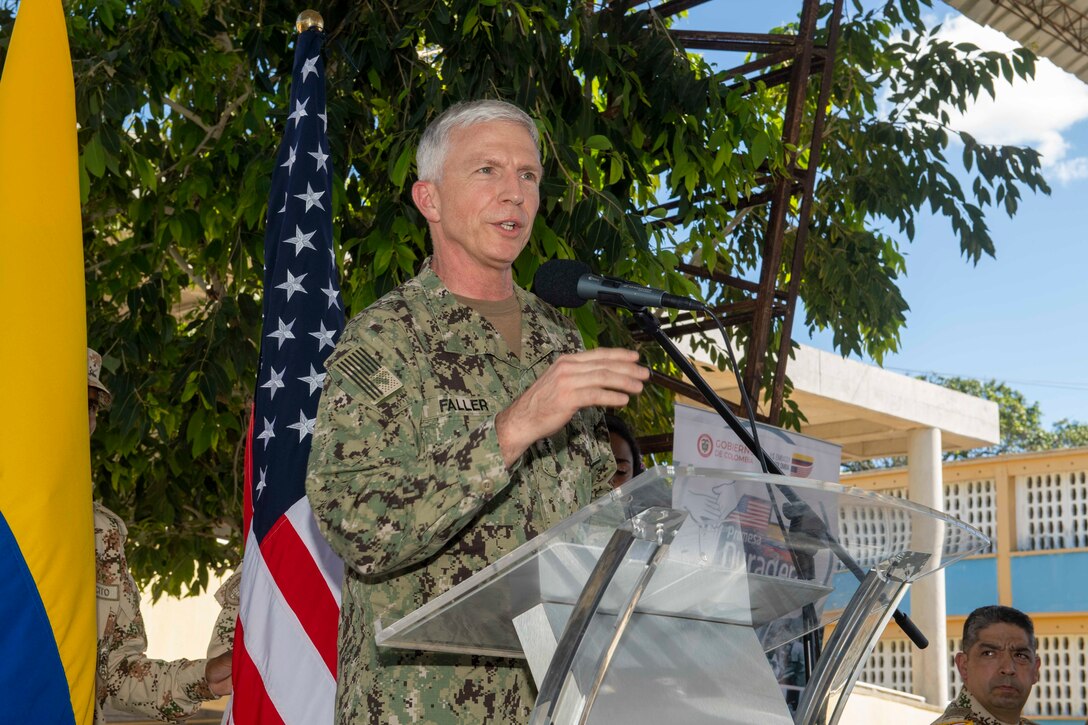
[
  {"x1": 207, "y1": 569, "x2": 241, "y2": 659},
  {"x1": 305, "y1": 315, "x2": 515, "y2": 578},
  {"x1": 97, "y1": 515, "x2": 213, "y2": 722},
  {"x1": 588, "y1": 406, "x2": 616, "y2": 499}
]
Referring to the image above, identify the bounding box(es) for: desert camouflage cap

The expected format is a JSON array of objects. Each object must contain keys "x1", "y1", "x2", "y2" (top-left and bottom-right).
[{"x1": 88, "y1": 348, "x2": 112, "y2": 409}]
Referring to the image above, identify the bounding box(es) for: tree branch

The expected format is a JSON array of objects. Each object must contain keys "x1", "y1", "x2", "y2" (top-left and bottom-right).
[
  {"x1": 161, "y1": 89, "x2": 252, "y2": 178},
  {"x1": 162, "y1": 95, "x2": 212, "y2": 133}
]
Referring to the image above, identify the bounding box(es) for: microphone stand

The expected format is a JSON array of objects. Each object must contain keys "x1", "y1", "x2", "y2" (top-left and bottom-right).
[{"x1": 627, "y1": 307, "x2": 930, "y2": 666}]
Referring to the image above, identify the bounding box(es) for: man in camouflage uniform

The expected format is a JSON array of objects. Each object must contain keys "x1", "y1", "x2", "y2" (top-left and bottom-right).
[
  {"x1": 932, "y1": 605, "x2": 1042, "y2": 725},
  {"x1": 306, "y1": 100, "x2": 648, "y2": 723},
  {"x1": 89, "y1": 349, "x2": 237, "y2": 723}
]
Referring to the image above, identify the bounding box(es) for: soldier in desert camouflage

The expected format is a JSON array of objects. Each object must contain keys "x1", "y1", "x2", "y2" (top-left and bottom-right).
[
  {"x1": 89, "y1": 348, "x2": 236, "y2": 723},
  {"x1": 306, "y1": 99, "x2": 649, "y2": 723}
]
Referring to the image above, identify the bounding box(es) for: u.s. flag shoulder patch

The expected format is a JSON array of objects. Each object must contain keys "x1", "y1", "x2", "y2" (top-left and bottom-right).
[{"x1": 333, "y1": 347, "x2": 403, "y2": 403}]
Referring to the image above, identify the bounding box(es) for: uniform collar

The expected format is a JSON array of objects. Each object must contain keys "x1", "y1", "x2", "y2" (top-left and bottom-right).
[
  {"x1": 953, "y1": 686, "x2": 1028, "y2": 725},
  {"x1": 415, "y1": 257, "x2": 558, "y2": 364}
]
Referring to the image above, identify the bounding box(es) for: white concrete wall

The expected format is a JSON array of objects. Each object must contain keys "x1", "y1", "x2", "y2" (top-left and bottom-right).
[
  {"x1": 139, "y1": 571, "x2": 233, "y2": 661},
  {"x1": 839, "y1": 682, "x2": 942, "y2": 724}
]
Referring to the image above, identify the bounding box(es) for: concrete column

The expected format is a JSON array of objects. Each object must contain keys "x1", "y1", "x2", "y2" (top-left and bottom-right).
[{"x1": 908, "y1": 426, "x2": 949, "y2": 706}]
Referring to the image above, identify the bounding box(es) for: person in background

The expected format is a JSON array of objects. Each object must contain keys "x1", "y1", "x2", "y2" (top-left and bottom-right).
[
  {"x1": 89, "y1": 348, "x2": 236, "y2": 723},
  {"x1": 931, "y1": 605, "x2": 1042, "y2": 725},
  {"x1": 604, "y1": 412, "x2": 644, "y2": 488}
]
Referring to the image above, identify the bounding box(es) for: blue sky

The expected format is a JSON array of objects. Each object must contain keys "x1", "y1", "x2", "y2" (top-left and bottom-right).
[{"x1": 673, "y1": 1, "x2": 1088, "y2": 427}]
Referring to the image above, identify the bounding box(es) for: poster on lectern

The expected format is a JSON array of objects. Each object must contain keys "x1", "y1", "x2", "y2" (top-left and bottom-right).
[
  {"x1": 672, "y1": 402, "x2": 842, "y2": 482},
  {"x1": 670, "y1": 402, "x2": 844, "y2": 702},
  {"x1": 670, "y1": 402, "x2": 844, "y2": 583}
]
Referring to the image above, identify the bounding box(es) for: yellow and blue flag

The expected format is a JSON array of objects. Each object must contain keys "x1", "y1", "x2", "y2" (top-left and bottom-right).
[{"x1": 0, "y1": 0, "x2": 95, "y2": 722}]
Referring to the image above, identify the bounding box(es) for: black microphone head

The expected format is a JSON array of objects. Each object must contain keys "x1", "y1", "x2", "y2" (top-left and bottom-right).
[{"x1": 533, "y1": 259, "x2": 591, "y2": 308}]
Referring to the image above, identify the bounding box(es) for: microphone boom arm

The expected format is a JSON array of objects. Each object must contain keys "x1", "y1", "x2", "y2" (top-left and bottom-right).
[{"x1": 628, "y1": 307, "x2": 929, "y2": 650}]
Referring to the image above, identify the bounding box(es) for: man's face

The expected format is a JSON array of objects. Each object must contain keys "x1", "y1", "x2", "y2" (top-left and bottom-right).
[
  {"x1": 414, "y1": 120, "x2": 542, "y2": 275},
  {"x1": 955, "y1": 622, "x2": 1040, "y2": 721}
]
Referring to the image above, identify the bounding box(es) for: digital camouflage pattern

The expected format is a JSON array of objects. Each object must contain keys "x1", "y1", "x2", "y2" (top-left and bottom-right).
[
  {"x1": 94, "y1": 503, "x2": 237, "y2": 723},
  {"x1": 930, "y1": 687, "x2": 1042, "y2": 725},
  {"x1": 306, "y1": 259, "x2": 614, "y2": 723},
  {"x1": 208, "y1": 565, "x2": 241, "y2": 660}
]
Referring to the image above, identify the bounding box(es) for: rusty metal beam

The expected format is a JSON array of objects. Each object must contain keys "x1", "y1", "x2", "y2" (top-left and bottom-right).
[
  {"x1": 651, "y1": 183, "x2": 801, "y2": 226},
  {"x1": 645, "y1": 0, "x2": 718, "y2": 19},
  {"x1": 649, "y1": 369, "x2": 706, "y2": 402},
  {"x1": 669, "y1": 30, "x2": 800, "y2": 53},
  {"x1": 675, "y1": 262, "x2": 790, "y2": 301},
  {"x1": 742, "y1": 0, "x2": 822, "y2": 410},
  {"x1": 608, "y1": 0, "x2": 714, "y2": 17},
  {"x1": 637, "y1": 432, "x2": 674, "y2": 455},
  {"x1": 768, "y1": 0, "x2": 845, "y2": 424},
  {"x1": 618, "y1": 0, "x2": 847, "y2": 428},
  {"x1": 727, "y1": 53, "x2": 826, "y2": 91},
  {"x1": 630, "y1": 300, "x2": 790, "y2": 341}
]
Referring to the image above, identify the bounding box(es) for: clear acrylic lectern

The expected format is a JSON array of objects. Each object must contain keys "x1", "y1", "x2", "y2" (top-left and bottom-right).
[{"x1": 374, "y1": 465, "x2": 989, "y2": 724}]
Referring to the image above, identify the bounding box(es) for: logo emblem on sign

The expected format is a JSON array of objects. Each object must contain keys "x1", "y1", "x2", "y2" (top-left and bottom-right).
[{"x1": 697, "y1": 433, "x2": 714, "y2": 458}]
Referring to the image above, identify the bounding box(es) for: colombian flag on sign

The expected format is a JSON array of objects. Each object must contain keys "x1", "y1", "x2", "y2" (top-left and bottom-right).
[{"x1": 0, "y1": 1, "x2": 96, "y2": 723}]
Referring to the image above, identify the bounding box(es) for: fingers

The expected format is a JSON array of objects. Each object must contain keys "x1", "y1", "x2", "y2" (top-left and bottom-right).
[
  {"x1": 205, "y1": 649, "x2": 234, "y2": 696},
  {"x1": 546, "y1": 349, "x2": 648, "y2": 399},
  {"x1": 564, "y1": 347, "x2": 642, "y2": 363},
  {"x1": 538, "y1": 348, "x2": 647, "y2": 405},
  {"x1": 496, "y1": 348, "x2": 647, "y2": 466}
]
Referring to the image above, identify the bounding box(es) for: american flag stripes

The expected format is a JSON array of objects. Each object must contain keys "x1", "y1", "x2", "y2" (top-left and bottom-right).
[
  {"x1": 228, "y1": 26, "x2": 344, "y2": 724},
  {"x1": 725, "y1": 495, "x2": 773, "y2": 531}
]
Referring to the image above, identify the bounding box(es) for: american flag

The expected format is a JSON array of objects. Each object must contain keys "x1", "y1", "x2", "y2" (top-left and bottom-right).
[
  {"x1": 725, "y1": 495, "x2": 773, "y2": 531},
  {"x1": 228, "y1": 26, "x2": 344, "y2": 724}
]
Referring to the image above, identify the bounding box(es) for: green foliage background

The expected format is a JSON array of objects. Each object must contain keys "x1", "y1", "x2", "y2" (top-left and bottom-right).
[{"x1": 0, "y1": 0, "x2": 1051, "y2": 595}]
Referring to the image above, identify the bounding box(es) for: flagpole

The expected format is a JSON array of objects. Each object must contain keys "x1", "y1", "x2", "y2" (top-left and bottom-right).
[{"x1": 296, "y1": 9, "x2": 324, "y2": 33}]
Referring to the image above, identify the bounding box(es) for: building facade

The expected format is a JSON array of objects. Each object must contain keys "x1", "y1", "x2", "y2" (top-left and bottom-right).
[{"x1": 846, "y1": 447, "x2": 1088, "y2": 724}]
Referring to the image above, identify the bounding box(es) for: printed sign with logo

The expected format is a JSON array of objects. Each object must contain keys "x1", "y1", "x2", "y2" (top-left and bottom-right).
[
  {"x1": 671, "y1": 402, "x2": 843, "y2": 701},
  {"x1": 673, "y1": 402, "x2": 841, "y2": 482}
]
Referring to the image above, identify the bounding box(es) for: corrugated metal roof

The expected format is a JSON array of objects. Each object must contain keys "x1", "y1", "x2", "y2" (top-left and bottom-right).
[{"x1": 945, "y1": 0, "x2": 1088, "y2": 83}]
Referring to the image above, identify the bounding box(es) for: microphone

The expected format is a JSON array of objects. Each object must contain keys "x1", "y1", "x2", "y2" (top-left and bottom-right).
[{"x1": 533, "y1": 259, "x2": 705, "y2": 311}]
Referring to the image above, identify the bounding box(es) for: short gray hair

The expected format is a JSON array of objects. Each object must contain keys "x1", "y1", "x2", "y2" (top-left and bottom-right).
[
  {"x1": 416, "y1": 100, "x2": 540, "y2": 182},
  {"x1": 962, "y1": 605, "x2": 1037, "y2": 651}
]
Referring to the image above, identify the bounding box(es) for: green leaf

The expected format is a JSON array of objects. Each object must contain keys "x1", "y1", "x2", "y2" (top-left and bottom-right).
[
  {"x1": 98, "y1": 1, "x2": 115, "y2": 31},
  {"x1": 749, "y1": 131, "x2": 769, "y2": 170},
  {"x1": 83, "y1": 134, "x2": 107, "y2": 178},
  {"x1": 608, "y1": 156, "x2": 623, "y2": 185},
  {"x1": 585, "y1": 135, "x2": 612, "y2": 151},
  {"x1": 391, "y1": 146, "x2": 412, "y2": 188}
]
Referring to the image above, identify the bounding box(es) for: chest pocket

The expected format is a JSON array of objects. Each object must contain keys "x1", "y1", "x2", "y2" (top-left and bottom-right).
[
  {"x1": 419, "y1": 394, "x2": 499, "y2": 448},
  {"x1": 572, "y1": 408, "x2": 606, "y2": 464}
]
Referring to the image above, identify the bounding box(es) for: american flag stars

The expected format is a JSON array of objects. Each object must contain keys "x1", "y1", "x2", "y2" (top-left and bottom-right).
[
  {"x1": 287, "y1": 96, "x2": 309, "y2": 125},
  {"x1": 282, "y1": 225, "x2": 317, "y2": 255},
  {"x1": 282, "y1": 143, "x2": 298, "y2": 173},
  {"x1": 276, "y1": 270, "x2": 308, "y2": 301},
  {"x1": 294, "y1": 182, "x2": 325, "y2": 212},
  {"x1": 250, "y1": 48, "x2": 343, "y2": 512}
]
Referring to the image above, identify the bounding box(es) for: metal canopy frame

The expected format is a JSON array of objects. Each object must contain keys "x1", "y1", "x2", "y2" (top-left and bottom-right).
[
  {"x1": 629, "y1": 0, "x2": 846, "y2": 435},
  {"x1": 946, "y1": 0, "x2": 1088, "y2": 84}
]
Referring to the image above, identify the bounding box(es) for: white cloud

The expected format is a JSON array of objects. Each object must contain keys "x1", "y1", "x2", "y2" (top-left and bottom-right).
[
  {"x1": 931, "y1": 13, "x2": 1088, "y2": 181},
  {"x1": 1052, "y1": 157, "x2": 1088, "y2": 183}
]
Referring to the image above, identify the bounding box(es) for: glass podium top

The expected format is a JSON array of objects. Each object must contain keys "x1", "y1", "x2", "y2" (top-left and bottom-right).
[{"x1": 375, "y1": 465, "x2": 989, "y2": 658}]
